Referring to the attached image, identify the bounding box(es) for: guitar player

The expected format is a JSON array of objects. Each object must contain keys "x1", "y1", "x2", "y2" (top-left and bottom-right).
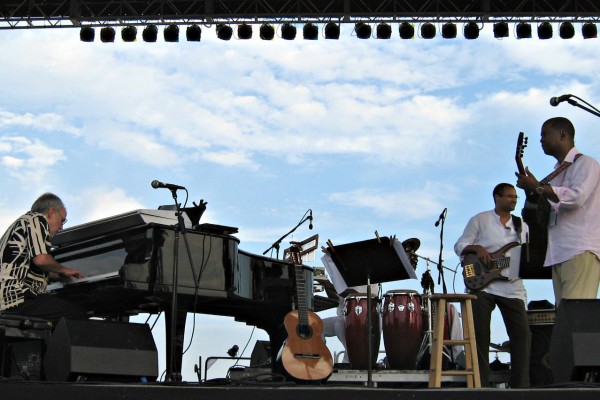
[{"x1": 454, "y1": 183, "x2": 531, "y2": 388}]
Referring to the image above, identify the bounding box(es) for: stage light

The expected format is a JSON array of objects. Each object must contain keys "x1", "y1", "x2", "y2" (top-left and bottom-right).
[
  {"x1": 303, "y1": 23, "x2": 319, "y2": 40},
  {"x1": 516, "y1": 22, "x2": 532, "y2": 39},
  {"x1": 376, "y1": 23, "x2": 392, "y2": 39},
  {"x1": 227, "y1": 345, "x2": 239, "y2": 358},
  {"x1": 559, "y1": 22, "x2": 575, "y2": 39},
  {"x1": 142, "y1": 25, "x2": 158, "y2": 42},
  {"x1": 420, "y1": 22, "x2": 436, "y2": 39},
  {"x1": 80, "y1": 26, "x2": 95, "y2": 42},
  {"x1": 100, "y1": 26, "x2": 115, "y2": 43},
  {"x1": 164, "y1": 24, "x2": 179, "y2": 42},
  {"x1": 281, "y1": 23, "x2": 297, "y2": 40},
  {"x1": 399, "y1": 22, "x2": 415, "y2": 39},
  {"x1": 216, "y1": 24, "x2": 233, "y2": 40},
  {"x1": 186, "y1": 24, "x2": 201, "y2": 42},
  {"x1": 537, "y1": 22, "x2": 553, "y2": 39},
  {"x1": 238, "y1": 23, "x2": 252, "y2": 40},
  {"x1": 259, "y1": 24, "x2": 275, "y2": 40},
  {"x1": 355, "y1": 22, "x2": 371, "y2": 39},
  {"x1": 493, "y1": 22, "x2": 509, "y2": 38},
  {"x1": 121, "y1": 25, "x2": 137, "y2": 42},
  {"x1": 324, "y1": 22, "x2": 340, "y2": 39},
  {"x1": 582, "y1": 22, "x2": 597, "y2": 39},
  {"x1": 464, "y1": 21, "x2": 479, "y2": 39},
  {"x1": 441, "y1": 22, "x2": 456, "y2": 39}
]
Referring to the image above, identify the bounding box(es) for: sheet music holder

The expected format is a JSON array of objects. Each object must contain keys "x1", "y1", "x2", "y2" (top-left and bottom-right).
[
  {"x1": 321, "y1": 236, "x2": 416, "y2": 295},
  {"x1": 320, "y1": 235, "x2": 416, "y2": 387}
]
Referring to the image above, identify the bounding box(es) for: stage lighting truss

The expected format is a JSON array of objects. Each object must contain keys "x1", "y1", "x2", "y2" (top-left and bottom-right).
[{"x1": 78, "y1": 20, "x2": 598, "y2": 43}]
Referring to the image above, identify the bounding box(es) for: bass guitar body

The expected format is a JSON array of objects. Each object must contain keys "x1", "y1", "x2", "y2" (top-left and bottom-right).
[
  {"x1": 280, "y1": 310, "x2": 333, "y2": 381},
  {"x1": 462, "y1": 242, "x2": 520, "y2": 290}
]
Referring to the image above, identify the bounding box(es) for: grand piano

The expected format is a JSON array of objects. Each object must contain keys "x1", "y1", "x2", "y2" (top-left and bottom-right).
[{"x1": 46, "y1": 207, "x2": 335, "y2": 381}]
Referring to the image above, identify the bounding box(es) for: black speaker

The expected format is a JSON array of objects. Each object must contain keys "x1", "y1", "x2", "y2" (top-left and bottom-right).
[
  {"x1": 250, "y1": 340, "x2": 271, "y2": 366},
  {"x1": 550, "y1": 299, "x2": 600, "y2": 383},
  {"x1": 43, "y1": 319, "x2": 158, "y2": 382},
  {"x1": 529, "y1": 323, "x2": 553, "y2": 386}
]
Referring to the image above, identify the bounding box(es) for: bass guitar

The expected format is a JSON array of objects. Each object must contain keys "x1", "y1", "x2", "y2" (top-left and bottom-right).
[
  {"x1": 462, "y1": 242, "x2": 520, "y2": 290},
  {"x1": 279, "y1": 244, "x2": 333, "y2": 381}
]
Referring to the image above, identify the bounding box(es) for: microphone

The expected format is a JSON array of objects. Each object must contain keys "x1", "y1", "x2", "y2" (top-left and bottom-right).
[
  {"x1": 308, "y1": 210, "x2": 313, "y2": 230},
  {"x1": 151, "y1": 180, "x2": 186, "y2": 190},
  {"x1": 434, "y1": 208, "x2": 447, "y2": 227},
  {"x1": 550, "y1": 94, "x2": 572, "y2": 107}
]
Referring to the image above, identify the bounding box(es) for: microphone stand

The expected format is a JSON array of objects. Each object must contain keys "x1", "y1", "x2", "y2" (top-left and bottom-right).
[
  {"x1": 262, "y1": 214, "x2": 311, "y2": 259},
  {"x1": 564, "y1": 96, "x2": 600, "y2": 118},
  {"x1": 165, "y1": 188, "x2": 197, "y2": 382},
  {"x1": 436, "y1": 211, "x2": 448, "y2": 294}
]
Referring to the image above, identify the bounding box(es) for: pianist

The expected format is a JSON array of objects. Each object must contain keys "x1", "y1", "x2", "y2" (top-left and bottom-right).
[{"x1": 0, "y1": 193, "x2": 87, "y2": 322}]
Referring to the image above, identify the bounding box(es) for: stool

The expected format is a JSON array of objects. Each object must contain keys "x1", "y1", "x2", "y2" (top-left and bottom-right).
[{"x1": 428, "y1": 293, "x2": 480, "y2": 388}]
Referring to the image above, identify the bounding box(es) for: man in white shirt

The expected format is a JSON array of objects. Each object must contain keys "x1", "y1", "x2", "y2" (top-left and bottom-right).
[
  {"x1": 454, "y1": 183, "x2": 531, "y2": 388},
  {"x1": 516, "y1": 117, "x2": 600, "y2": 305}
]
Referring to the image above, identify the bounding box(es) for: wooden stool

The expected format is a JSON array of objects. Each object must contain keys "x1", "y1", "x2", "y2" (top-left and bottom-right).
[{"x1": 428, "y1": 293, "x2": 480, "y2": 388}]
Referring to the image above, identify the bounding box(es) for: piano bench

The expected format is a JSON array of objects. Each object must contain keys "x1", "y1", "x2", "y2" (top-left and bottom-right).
[{"x1": 0, "y1": 315, "x2": 54, "y2": 380}]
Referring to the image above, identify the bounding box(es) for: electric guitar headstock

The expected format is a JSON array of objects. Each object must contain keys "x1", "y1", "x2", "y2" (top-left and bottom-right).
[{"x1": 515, "y1": 131, "x2": 528, "y2": 175}]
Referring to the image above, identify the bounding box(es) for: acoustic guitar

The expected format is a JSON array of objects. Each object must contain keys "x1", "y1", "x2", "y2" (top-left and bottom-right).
[
  {"x1": 279, "y1": 244, "x2": 333, "y2": 381},
  {"x1": 462, "y1": 242, "x2": 520, "y2": 290}
]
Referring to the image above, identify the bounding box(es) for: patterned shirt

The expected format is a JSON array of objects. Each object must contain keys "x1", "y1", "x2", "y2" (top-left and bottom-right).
[{"x1": 0, "y1": 212, "x2": 51, "y2": 311}]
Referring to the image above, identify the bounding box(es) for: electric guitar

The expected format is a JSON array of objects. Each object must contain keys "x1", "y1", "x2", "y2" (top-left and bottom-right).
[
  {"x1": 279, "y1": 244, "x2": 333, "y2": 381},
  {"x1": 462, "y1": 242, "x2": 520, "y2": 290}
]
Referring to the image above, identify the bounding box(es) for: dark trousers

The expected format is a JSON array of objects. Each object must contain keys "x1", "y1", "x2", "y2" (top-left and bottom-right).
[
  {"x1": 3, "y1": 293, "x2": 87, "y2": 323},
  {"x1": 472, "y1": 290, "x2": 531, "y2": 388}
]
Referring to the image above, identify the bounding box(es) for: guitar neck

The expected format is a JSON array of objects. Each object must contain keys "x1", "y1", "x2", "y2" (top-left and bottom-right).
[
  {"x1": 294, "y1": 264, "x2": 309, "y2": 326},
  {"x1": 490, "y1": 256, "x2": 511, "y2": 270}
]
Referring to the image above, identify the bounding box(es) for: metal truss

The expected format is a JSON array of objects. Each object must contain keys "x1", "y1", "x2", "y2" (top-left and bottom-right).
[{"x1": 0, "y1": 0, "x2": 599, "y2": 29}]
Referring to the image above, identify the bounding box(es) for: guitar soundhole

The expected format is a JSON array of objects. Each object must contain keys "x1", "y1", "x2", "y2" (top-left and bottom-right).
[{"x1": 296, "y1": 324, "x2": 313, "y2": 340}]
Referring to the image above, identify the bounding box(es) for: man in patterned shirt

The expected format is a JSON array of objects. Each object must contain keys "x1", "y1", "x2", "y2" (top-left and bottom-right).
[{"x1": 0, "y1": 193, "x2": 86, "y2": 321}]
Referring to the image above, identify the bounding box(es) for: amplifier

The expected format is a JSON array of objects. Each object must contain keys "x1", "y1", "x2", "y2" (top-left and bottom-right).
[{"x1": 527, "y1": 309, "x2": 555, "y2": 325}]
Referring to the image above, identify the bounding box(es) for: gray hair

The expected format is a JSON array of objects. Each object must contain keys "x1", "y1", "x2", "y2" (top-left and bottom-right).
[{"x1": 31, "y1": 193, "x2": 64, "y2": 214}]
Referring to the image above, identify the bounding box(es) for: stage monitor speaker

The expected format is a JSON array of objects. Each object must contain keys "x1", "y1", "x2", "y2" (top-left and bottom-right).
[
  {"x1": 43, "y1": 318, "x2": 158, "y2": 382},
  {"x1": 550, "y1": 299, "x2": 600, "y2": 383},
  {"x1": 250, "y1": 340, "x2": 271, "y2": 366}
]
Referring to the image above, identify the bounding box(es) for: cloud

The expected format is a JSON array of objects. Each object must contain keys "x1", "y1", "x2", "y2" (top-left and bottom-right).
[
  {"x1": 69, "y1": 187, "x2": 146, "y2": 224},
  {"x1": 0, "y1": 136, "x2": 66, "y2": 184},
  {"x1": 328, "y1": 182, "x2": 460, "y2": 220}
]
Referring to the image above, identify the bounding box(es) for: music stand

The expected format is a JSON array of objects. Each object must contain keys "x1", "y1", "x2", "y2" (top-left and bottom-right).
[{"x1": 321, "y1": 235, "x2": 416, "y2": 386}]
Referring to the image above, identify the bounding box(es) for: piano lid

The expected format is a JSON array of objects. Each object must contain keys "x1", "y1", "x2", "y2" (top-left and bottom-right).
[{"x1": 52, "y1": 209, "x2": 192, "y2": 247}]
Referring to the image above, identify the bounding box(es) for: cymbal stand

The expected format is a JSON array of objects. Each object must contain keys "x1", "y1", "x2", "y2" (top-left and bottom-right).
[{"x1": 416, "y1": 265, "x2": 435, "y2": 367}]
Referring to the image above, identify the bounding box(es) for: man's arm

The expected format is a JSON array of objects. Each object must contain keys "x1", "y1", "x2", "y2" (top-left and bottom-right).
[{"x1": 32, "y1": 253, "x2": 84, "y2": 279}]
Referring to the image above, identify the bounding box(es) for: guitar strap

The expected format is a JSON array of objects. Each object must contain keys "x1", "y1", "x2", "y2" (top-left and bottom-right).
[
  {"x1": 540, "y1": 153, "x2": 583, "y2": 185},
  {"x1": 511, "y1": 214, "x2": 523, "y2": 244}
]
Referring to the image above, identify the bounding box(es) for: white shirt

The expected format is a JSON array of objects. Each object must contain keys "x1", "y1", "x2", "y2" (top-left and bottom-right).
[
  {"x1": 454, "y1": 210, "x2": 528, "y2": 301},
  {"x1": 546, "y1": 147, "x2": 600, "y2": 266}
]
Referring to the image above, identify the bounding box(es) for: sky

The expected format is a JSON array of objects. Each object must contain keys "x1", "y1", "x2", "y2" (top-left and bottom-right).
[{"x1": 1, "y1": 22, "x2": 600, "y2": 382}]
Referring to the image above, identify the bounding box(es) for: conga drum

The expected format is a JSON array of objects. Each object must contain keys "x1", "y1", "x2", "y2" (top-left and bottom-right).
[
  {"x1": 343, "y1": 294, "x2": 381, "y2": 369},
  {"x1": 382, "y1": 290, "x2": 425, "y2": 370}
]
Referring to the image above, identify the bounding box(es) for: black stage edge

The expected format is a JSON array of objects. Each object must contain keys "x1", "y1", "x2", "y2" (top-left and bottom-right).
[{"x1": 2, "y1": 381, "x2": 600, "y2": 400}]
